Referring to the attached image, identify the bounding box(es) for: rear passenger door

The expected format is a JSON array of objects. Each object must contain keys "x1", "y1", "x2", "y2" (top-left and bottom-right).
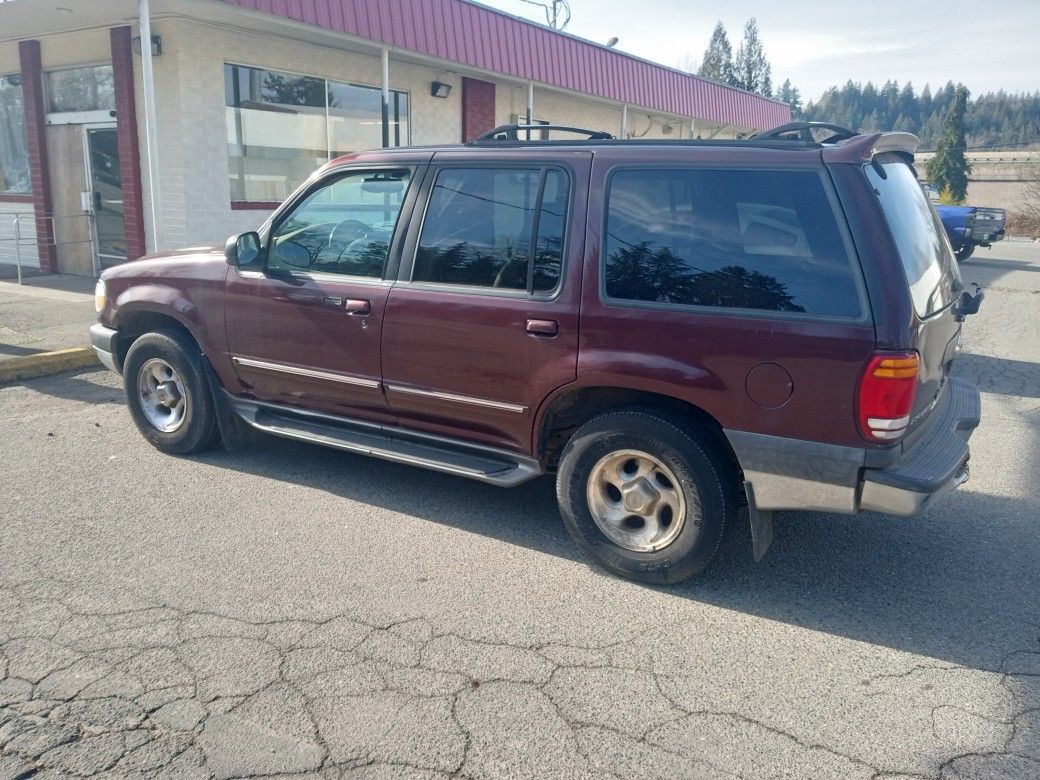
[{"x1": 381, "y1": 154, "x2": 591, "y2": 453}]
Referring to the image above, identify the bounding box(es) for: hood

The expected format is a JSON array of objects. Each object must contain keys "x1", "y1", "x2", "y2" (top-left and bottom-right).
[{"x1": 100, "y1": 244, "x2": 225, "y2": 281}]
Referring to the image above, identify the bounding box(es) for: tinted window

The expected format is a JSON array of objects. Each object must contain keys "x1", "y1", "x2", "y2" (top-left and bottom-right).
[
  {"x1": 414, "y1": 168, "x2": 567, "y2": 292},
  {"x1": 867, "y1": 158, "x2": 959, "y2": 317},
  {"x1": 604, "y1": 168, "x2": 861, "y2": 317},
  {"x1": 268, "y1": 169, "x2": 411, "y2": 277}
]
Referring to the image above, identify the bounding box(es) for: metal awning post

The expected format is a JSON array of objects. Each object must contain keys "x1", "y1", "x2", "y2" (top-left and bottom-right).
[
  {"x1": 620, "y1": 104, "x2": 628, "y2": 138},
  {"x1": 381, "y1": 48, "x2": 390, "y2": 148},
  {"x1": 13, "y1": 215, "x2": 23, "y2": 285},
  {"x1": 139, "y1": 0, "x2": 161, "y2": 252}
]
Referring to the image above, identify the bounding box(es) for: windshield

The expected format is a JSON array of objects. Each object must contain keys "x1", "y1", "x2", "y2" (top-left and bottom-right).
[{"x1": 866, "y1": 156, "x2": 961, "y2": 317}]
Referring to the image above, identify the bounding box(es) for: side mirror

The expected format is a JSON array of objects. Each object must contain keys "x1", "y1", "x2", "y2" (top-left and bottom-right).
[
  {"x1": 953, "y1": 283, "x2": 984, "y2": 321},
  {"x1": 225, "y1": 231, "x2": 261, "y2": 267}
]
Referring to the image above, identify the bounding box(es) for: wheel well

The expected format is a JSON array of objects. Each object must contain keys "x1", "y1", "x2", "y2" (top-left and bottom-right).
[
  {"x1": 537, "y1": 387, "x2": 739, "y2": 476},
  {"x1": 115, "y1": 311, "x2": 196, "y2": 365}
]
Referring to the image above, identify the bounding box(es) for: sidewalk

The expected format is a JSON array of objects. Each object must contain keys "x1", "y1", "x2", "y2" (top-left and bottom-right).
[{"x1": 0, "y1": 264, "x2": 100, "y2": 379}]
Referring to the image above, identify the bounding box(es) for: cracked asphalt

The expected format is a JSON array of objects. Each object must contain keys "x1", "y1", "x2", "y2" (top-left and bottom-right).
[{"x1": 1, "y1": 242, "x2": 1039, "y2": 779}]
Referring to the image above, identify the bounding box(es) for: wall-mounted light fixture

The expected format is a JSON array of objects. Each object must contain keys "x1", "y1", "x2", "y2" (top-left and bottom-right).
[
  {"x1": 430, "y1": 81, "x2": 452, "y2": 99},
  {"x1": 132, "y1": 35, "x2": 162, "y2": 57}
]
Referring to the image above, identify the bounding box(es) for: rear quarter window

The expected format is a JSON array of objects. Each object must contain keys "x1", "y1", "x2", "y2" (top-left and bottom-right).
[
  {"x1": 865, "y1": 156, "x2": 960, "y2": 318},
  {"x1": 603, "y1": 168, "x2": 863, "y2": 318}
]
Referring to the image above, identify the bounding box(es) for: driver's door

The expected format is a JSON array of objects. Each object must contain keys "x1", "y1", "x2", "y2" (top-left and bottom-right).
[{"x1": 225, "y1": 166, "x2": 418, "y2": 423}]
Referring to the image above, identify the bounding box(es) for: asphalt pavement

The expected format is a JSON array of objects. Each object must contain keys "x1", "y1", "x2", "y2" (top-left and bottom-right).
[{"x1": 1, "y1": 242, "x2": 1039, "y2": 778}]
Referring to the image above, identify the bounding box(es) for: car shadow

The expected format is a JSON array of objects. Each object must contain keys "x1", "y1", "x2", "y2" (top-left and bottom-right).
[
  {"x1": 953, "y1": 353, "x2": 1040, "y2": 398},
  {"x1": 17, "y1": 368, "x2": 1040, "y2": 677},
  {"x1": 192, "y1": 427, "x2": 1040, "y2": 675}
]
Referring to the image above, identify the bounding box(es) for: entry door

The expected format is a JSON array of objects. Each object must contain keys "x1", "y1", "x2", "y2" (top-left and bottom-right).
[
  {"x1": 85, "y1": 126, "x2": 127, "y2": 270},
  {"x1": 225, "y1": 166, "x2": 417, "y2": 424},
  {"x1": 381, "y1": 158, "x2": 591, "y2": 453}
]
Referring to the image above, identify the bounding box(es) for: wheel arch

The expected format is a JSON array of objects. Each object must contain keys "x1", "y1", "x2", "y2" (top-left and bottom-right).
[
  {"x1": 114, "y1": 308, "x2": 200, "y2": 368},
  {"x1": 534, "y1": 385, "x2": 740, "y2": 477}
]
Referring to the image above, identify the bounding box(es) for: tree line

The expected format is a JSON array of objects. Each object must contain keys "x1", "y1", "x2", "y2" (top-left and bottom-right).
[{"x1": 693, "y1": 20, "x2": 1040, "y2": 151}]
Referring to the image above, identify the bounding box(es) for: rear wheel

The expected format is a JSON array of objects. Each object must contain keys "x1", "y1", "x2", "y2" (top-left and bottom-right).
[
  {"x1": 123, "y1": 330, "x2": 218, "y2": 454},
  {"x1": 955, "y1": 244, "x2": 974, "y2": 262},
  {"x1": 556, "y1": 408, "x2": 736, "y2": 585}
]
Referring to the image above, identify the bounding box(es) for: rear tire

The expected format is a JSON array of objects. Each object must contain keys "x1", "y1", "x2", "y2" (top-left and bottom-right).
[
  {"x1": 123, "y1": 330, "x2": 219, "y2": 455},
  {"x1": 955, "y1": 244, "x2": 974, "y2": 262},
  {"x1": 556, "y1": 408, "x2": 736, "y2": 585}
]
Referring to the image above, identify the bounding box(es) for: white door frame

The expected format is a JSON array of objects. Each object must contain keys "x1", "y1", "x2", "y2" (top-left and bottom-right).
[{"x1": 81, "y1": 122, "x2": 125, "y2": 273}]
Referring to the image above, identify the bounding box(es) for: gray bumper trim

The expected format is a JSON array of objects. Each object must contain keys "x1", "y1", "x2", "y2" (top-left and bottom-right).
[
  {"x1": 725, "y1": 376, "x2": 981, "y2": 517},
  {"x1": 89, "y1": 323, "x2": 120, "y2": 374}
]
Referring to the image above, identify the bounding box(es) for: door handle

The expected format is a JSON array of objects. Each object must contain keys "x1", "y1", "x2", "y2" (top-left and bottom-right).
[
  {"x1": 525, "y1": 318, "x2": 558, "y2": 336},
  {"x1": 343, "y1": 299, "x2": 371, "y2": 315}
]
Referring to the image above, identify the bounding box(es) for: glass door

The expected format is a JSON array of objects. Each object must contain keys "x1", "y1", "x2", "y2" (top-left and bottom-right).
[{"x1": 85, "y1": 126, "x2": 126, "y2": 268}]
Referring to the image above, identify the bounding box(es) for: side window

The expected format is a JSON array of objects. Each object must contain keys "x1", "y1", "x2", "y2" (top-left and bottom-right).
[
  {"x1": 268, "y1": 168, "x2": 411, "y2": 277},
  {"x1": 413, "y1": 167, "x2": 568, "y2": 292},
  {"x1": 604, "y1": 168, "x2": 862, "y2": 317}
]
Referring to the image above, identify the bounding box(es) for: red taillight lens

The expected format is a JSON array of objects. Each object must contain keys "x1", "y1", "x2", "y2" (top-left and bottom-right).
[{"x1": 857, "y1": 352, "x2": 920, "y2": 442}]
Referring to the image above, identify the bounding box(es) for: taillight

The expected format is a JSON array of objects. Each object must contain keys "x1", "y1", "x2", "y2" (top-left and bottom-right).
[{"x1": 857, "y1": 352, "x2": 919, "y2": 442}]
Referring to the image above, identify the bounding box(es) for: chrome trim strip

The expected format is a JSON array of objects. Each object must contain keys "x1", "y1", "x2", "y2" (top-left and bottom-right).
[
  {"x1": 232, "y1": 357, "x2": 381, "y2": 389},
  {"x1": 385, "y1": 383, "x2": 526, "y2": 413}
]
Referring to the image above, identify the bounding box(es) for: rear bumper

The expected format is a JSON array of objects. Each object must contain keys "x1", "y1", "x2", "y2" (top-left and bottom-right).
[
  {"x1": 725, "y1": 377, "x2": 981, "y2": 517},
  {"x1": 89, "y1": 323, "x2": 121, "y2": 374}
]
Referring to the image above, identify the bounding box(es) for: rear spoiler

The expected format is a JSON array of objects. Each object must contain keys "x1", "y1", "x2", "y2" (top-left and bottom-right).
[{"x1": 821, "y1": 132, "x2": 920, "y2": 164}]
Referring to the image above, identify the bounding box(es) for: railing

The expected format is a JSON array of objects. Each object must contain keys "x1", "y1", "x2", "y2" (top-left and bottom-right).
[{"x1": 0, "y1": 212, "x2": 98, "y2": 284}]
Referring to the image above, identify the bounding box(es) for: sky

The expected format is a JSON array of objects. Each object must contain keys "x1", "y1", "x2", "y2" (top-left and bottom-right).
[{"x1": 477, "y1": 0, "x2": 1040, "y2": 102}]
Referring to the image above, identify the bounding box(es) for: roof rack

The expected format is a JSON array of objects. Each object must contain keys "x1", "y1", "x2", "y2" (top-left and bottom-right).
[
  {"x1": 469, "y1": 124, "x2": 615, "y2": 144},
  {"x1": 751, "y1": 121, "x2": 858, "y2": 144}
]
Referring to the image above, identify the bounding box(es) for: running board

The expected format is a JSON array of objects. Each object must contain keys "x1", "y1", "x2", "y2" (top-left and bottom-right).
[{"x1": 226, "y1": 396, "x2": 543, "y2": 487}]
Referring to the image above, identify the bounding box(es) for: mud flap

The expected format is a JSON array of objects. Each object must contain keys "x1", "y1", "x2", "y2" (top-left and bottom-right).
[
  {"x1": 201, "y1": 355, "x2": 260, "y2": 453},
  {"x1": 743, "y1": 481, "x2": 775, "y2": 562}
]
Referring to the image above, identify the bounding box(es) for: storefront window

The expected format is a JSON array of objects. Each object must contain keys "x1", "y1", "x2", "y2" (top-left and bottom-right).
[
  {"x1": 0, "y1": 74, "x2": 29, "y2": 194},
  {"x1": 225, "y1": 64, "x2": 409, "y2": 203},
  {"x1": 46, "y1": 65, "x2": 115, "y2": 113}
]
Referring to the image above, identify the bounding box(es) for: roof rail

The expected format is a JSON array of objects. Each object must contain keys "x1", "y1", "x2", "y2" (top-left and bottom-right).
[
  {"x1": 469, "y1": 124, "x2": 615, "y2": 144},
  {"x1": 751, "y1": 121, "x2": 859, "y2": 144}
]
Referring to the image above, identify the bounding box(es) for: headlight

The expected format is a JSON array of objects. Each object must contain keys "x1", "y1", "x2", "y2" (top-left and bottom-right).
[{"x1": 94, "y1": 279, "x2": 106, "y2": 314}]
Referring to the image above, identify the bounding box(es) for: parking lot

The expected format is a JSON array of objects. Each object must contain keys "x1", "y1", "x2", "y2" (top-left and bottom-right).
[{"x1": 1, "y1": 242, "x2": 1039, "y2": 779}]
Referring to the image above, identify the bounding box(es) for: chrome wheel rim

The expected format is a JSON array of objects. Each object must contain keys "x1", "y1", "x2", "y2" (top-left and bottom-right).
[
  {"x1": 586, "y1": 449, "x2": 689, "y2": 553},
  {"x1": 137, "y1": 358, "x2": 187, "y2": 433}
]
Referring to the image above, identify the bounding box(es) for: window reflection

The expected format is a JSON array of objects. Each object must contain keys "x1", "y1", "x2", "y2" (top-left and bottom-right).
[
  {"x1": 604, "y1": 169, "x2": 861, "y2": 317},
  {"x1": 224, "y1": 65, "x2": 409, "y2": 203}
]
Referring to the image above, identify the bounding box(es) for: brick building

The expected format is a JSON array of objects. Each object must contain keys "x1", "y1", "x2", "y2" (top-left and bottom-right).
[{"x1": 0, "y1": 0, "x2": 789, "y2": 276}]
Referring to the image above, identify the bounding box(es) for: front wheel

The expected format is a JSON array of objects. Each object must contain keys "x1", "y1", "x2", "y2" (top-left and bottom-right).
[
  {"x1": 955, "y1": 244, "x2": 974, "y2": 262},
  {"x1": 556, "y1": 409, "x2": 736, "y2": 585},
  {"x1": 123, "y1": 330, "x2": 218, "y2": 455}
]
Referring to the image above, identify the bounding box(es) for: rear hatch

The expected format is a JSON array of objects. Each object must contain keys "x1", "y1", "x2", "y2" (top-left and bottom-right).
[{"x1": 865, "y1": 155, "x2": 964, "y2": 440}]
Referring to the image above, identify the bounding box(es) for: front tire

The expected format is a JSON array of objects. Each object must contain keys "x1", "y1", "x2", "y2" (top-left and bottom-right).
[
  {"x1": 123, "y1": 330, "x2": 218, "y2": 455},
  {"x1": 556, "y1": 409, "x2": 736, "y2": 585}
]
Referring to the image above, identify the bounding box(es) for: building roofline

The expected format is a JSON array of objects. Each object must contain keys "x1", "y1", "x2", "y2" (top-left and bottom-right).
[
  {"x1": 219, "y1": 0, "x2": 790, "y2": 130},
  {"x1": 458, "y1": 0, "x2": 790, "y2": 109}
]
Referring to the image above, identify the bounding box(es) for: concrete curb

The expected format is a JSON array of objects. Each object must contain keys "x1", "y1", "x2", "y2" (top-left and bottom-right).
[{"x1": 0, "y1": 348, "x2": 99, "y2": 383}]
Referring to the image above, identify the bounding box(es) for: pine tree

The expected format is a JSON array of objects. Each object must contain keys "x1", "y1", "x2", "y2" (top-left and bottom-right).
[
  {"x1": 927, "y1": 86, "x2": 972, "y2": 203},
  {"x1": 777, "y1": 78, "x2": 802, "y2": 115},
  {"x1": 698, "y1": 22, "x2": 736, "y2": 86},
  {"x1": 733, "y1": 18, "x2": 771, "y2": 96}
]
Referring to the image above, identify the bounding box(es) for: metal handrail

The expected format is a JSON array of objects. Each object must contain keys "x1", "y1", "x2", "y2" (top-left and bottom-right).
[{"x1": 0, "y1": 212, "x2": 98, "y2": 284}]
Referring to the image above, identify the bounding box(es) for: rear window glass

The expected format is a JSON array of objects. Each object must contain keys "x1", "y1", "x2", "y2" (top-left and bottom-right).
[
  {"x1": 603, "y1": 168, "x2": 862, "y2": 317},
  {"x1": 866, "y1": 157, "x2": 959, "y2": 317}
]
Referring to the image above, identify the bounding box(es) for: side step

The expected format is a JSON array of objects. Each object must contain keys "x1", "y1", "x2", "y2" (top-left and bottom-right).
[{"x1": 226, "y1": 395, "x2": 543, "y2": 487}]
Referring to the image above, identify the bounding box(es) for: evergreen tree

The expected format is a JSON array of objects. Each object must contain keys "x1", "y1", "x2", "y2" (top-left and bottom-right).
[
  {"x1": 733, "y1": 18, "x2": 771, "y2": 96},
  {"x1": 698, "y1": 22, "x2": 736, "y2": 86},
  {"x1": 777, "y1": 78, "x2": 802, "y2": 114},
  {"x1": 927, "y1": 86, "x2": 972, "y2": 202}
]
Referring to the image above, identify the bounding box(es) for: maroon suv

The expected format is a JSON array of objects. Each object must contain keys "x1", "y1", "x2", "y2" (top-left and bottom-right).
[{"x1": 90, "y1": 122, "x2": 983, "y2": 584}]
